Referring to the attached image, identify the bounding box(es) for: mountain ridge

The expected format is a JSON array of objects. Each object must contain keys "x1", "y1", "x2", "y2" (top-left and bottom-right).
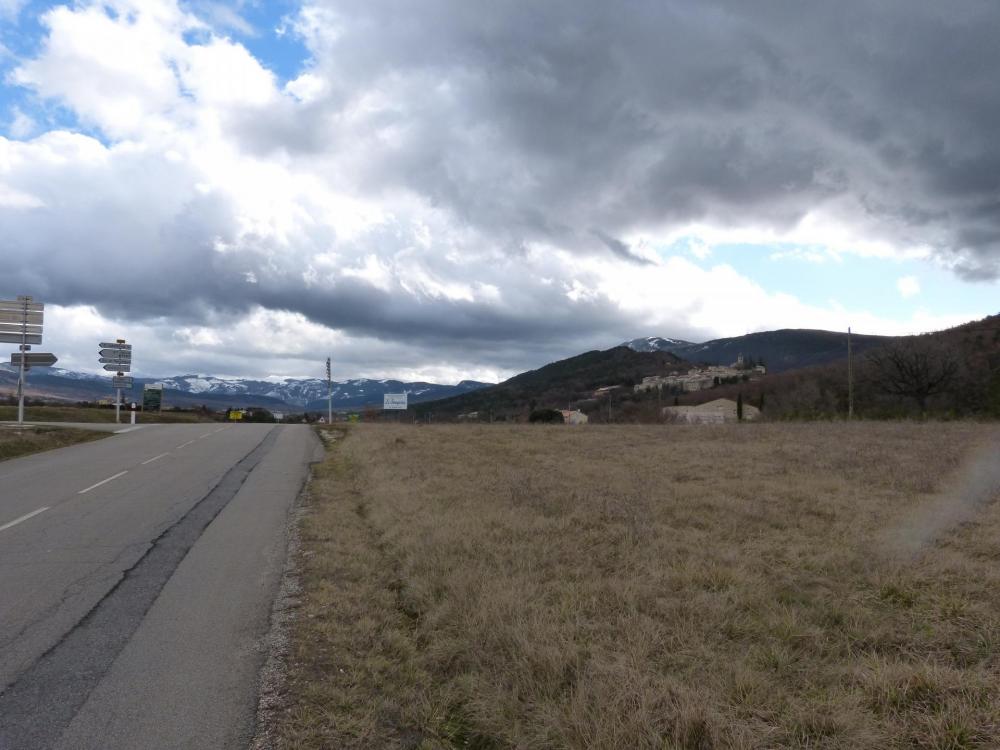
[
  {"x1": 0, "y1": 366, "x2": 491, "y2": 411},
  {"x1": 624, "y1": 328, "x2": 892, "y2": 372}
]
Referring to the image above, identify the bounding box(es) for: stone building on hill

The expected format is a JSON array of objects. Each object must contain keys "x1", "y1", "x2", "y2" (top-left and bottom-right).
[
  {"x1": 635, "y1": 360, "x2": 766, "y2": 394},
  {"x1": 662, "y1": 398, "x2": 760, "y2": 424}
]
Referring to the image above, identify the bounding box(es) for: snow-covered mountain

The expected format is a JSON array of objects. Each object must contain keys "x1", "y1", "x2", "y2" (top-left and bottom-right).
[
  {"x1": 622, "y1": 336, "x2": 696, "y2": 353},
  {"x1": 155, "y1": 374, "x2": 490, "y2": 409},
  {"x1": 0, "y1": 366, "x2": 491, "y2": 411}
]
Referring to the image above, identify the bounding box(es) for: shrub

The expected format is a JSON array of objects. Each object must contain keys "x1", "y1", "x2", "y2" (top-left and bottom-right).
[{"x1": 529, "y1": 408, "x2": 564, "y2": 424}]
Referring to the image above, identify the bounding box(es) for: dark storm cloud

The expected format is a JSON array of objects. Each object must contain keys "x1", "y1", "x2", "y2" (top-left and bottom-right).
[
  {"x1": 0, "y1": 135, "x2": 651, "y2": 372},
  {"x1": 256, "y1": 0, "x2": 1000, "y2": 277},
  {"x1": 5, "y1": 0, "x2": 999, "y2": 379}
]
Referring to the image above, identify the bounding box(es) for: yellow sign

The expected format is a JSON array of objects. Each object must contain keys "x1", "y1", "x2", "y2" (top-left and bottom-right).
[{"x1": 228, "y1": 410, "x2": 243, "y2": 421}]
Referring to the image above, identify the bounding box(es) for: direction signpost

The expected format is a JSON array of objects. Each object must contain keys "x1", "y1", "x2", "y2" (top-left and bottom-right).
[
  {"x1": 98, "y1": 340, "x2": 133, "y2": 423},
  {"x1": 1, "y1": 296, "x2": 58, "y2": 424}
]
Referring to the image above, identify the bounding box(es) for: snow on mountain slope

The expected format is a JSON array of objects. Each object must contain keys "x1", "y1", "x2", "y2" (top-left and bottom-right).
[
  {"x1": 0, "y1": 365, "x2": 491, "y2": 409},
  {"x1": 623, "y1": 336, "x2": 696, "y2": 353}
]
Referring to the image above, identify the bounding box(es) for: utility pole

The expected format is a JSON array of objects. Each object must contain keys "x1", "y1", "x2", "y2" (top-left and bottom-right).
[
  {"x1": 847, "y1": 326, "x2": 854, "y2": 420},
  {"x1": 326, "y1": 357, "x2": 332, "y2": 425}
]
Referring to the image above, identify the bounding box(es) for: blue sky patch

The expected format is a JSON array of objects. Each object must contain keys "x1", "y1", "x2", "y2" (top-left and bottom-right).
[{"x1": 665, "y1": 240, "x2": 1000, "y2": 327}]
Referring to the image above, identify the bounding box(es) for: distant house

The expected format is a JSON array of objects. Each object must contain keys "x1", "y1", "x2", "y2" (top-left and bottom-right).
[
  {"x1": 662, "y1": 398, "x2": 760, "y2": 424},
  {"x1": 559, "y1": 409, "x2": 589, "y2": 425}
]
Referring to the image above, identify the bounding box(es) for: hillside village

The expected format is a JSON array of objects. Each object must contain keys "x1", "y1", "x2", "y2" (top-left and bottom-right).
[{"x1": 634, "y1": 355, "x2": 766, "y2": 394}]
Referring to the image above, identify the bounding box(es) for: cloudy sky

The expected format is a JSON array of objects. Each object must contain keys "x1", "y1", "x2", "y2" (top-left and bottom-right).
[{"x1": 2, "y1": 0, "x2": 998, "y2": 383}]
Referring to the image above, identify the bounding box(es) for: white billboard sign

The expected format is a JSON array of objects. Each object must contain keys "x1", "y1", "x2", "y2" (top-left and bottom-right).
[{"x1": 383, "y1": 393, "x2": 408, "y2": 410}]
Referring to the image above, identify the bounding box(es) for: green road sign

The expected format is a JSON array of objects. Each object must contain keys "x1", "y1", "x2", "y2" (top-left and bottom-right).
[{"x1": 143, "y1": 385, "x2": 163, "y2": 411}]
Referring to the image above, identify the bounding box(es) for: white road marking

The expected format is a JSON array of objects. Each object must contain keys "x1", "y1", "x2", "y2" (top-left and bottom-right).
[
  {"x1": 212, "y1": 427, "x2": 226, "y2": 434},
  {"x1": 114, "y1": 426, "x2": 145, "y2": 434},
  {"x1": 198, "y1": 432, "x2": 213, "y2": 439},
  {"x1": 78, "y1": 471, "x2": 128, "y2": 495},
  {"x1": 175, "y1": 440, "x2": 196, "y2": 450},
  {"x1": 141, "y1": 453, "x2": 170, "y2": 465},
  {"x1": 0, "y1": 506, "x2": 49, "y2": 533}
]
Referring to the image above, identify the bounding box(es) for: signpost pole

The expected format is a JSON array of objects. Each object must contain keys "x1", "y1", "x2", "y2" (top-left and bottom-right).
[
  {"x1": 115, "y1": 387, "x2": 121, "y2": 424},
  {"x1": 14, "y1": 296, "x2": 32, "y2": 425},
  {"x1": 16, "y1": 298, "x2": 26, "y2": 425},
  {"x1": 326, "y1": 357, "x2": 332, "y2": 425}
]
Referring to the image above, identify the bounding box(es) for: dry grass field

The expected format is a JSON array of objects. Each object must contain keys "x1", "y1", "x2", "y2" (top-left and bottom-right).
[
  {"x1": 0, "y1": 425, "x2": 108, "y2": 461},
  {"x1": 276, "y1": 422, "x2": 1000, "y2": 749},
  {"x1": 0, "y1": 405, "x2": 217, "y2": 423}
]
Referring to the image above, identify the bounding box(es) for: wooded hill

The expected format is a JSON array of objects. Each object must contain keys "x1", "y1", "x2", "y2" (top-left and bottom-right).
[
  {"x1": 413, "y1": 347, "x2": 688, "y2": 420},
  {"x1": 418, "y1": 315, "x2": 1000, "y2": 421},
  {"x1": 641, "y1": 314, "x2": 1000, "y2": 420},
  {"x1": 642, "y1": 328, "x2": 891, "y2": 373}
]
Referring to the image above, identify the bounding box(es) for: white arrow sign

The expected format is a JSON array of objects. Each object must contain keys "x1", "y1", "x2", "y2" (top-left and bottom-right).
[
  {"x1": 0, "y1": 299, "x2": 44, "y2": 313},
  {"x1": 99, "y1": 348, "x2": 132, "y2": 359},
  {"x1": 0, "y1": 333, "x2": 42, "y2": 345},
  {"x1": 10, "y1": 353, "x2": 58, "y2": 367},
  {"x1": 0, "y1": 311, "x2": 43, "y2": 325}
]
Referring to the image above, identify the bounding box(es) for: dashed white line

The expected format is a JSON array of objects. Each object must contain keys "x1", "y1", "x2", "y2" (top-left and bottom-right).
[
  {"x1": 141, "y1": 452, "x2": 170, "y2": 465},
  {"x1": 198, "y1": 432, "x2": 213, "y2": 439},
  {"x1": 113, "y1": 426, "x2": 145, "y2": 434},
  {"x1": 78, "y1": 471, "x2": 128, "y2": 495},
  {"x1": 175, "y1": 440, "x2": 196, "y2": 450},
  {"x1": 0, "y1": 506, "x2": 49, "y2": 533},
  {"x1": 212, "y1": 427, "x2": 226, "y2": 434}
]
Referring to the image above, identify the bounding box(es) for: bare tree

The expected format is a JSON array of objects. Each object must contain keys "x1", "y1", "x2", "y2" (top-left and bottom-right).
[{"x1": 865, "y1": 338, "x2": 959, "y2": 411}]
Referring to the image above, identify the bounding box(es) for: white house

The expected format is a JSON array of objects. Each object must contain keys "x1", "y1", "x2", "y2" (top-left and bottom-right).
[{"x1": 559, "y1": 409, "x2": 589, "y2": 425}]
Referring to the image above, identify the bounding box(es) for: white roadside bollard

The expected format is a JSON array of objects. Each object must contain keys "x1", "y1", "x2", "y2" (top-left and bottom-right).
[{"x1": 130, "y1": 403, "x2": 137, "y2": 425}]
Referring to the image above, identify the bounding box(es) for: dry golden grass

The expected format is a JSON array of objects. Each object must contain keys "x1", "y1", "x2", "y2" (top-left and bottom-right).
[
  {"x1": 0, "y1": 405, "x2": 217, "y2": 423},
  {"x1": 0, "y1": 425, "x2": 108, "y2": 461},
  {"x1": 277, "y1": 422, "x2": 1000, "y2": 749}
]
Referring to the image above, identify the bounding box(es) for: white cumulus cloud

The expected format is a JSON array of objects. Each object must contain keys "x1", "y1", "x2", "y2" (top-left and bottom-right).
[{"x1": 897, "y1": 275, "x2": 921, "y2": 298}]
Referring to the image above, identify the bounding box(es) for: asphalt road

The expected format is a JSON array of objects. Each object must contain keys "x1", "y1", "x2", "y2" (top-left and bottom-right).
[{"x1": 0, "y1": 423, "x2": 322, "y2": 749}]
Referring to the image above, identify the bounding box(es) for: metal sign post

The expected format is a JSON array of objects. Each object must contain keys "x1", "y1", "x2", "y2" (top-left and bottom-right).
[
  {"x1": 1, "y1": 296, "x2": 47, "y2": 425},
  {"x1": 98, "y1": 340, "x2": 132, "y2": 424},
  {"x1": 326, "y1": 357, "x2": 332, "y2": 425}
]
